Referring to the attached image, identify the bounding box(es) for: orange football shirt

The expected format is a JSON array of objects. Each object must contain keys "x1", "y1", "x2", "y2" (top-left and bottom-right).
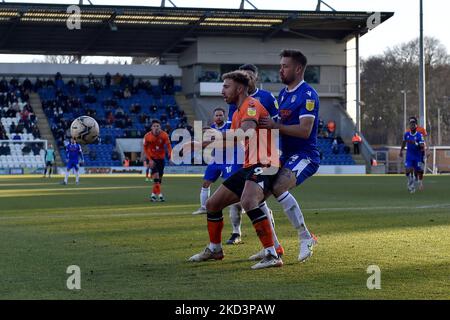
[
  {"x1": 143, "y1": 130, "x2": 172, "y2": 160},
  {"x1": 231, "y1": 96, "x2": 278, "y2": 168}
]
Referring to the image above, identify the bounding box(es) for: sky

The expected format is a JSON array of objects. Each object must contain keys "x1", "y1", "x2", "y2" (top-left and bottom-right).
[{"x1": 0, "y1": 0, "x2": 449, "y2": 63}]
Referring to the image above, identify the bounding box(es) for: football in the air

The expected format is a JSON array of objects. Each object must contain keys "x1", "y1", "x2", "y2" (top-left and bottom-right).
[{"x1": 70, "y1": 116, "x2": 100, "y2": 144}]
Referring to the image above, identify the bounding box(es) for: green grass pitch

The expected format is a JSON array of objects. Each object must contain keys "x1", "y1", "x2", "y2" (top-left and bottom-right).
[{"x1": 0, "y1": 174, "x2": 449, "y2": 299}]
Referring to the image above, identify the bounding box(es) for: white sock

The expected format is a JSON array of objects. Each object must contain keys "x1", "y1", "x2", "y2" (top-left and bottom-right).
[
  {"x1": 75, "y1": 171, "x2": 80, "y2": 183},
  {"x1": 200, "y1": 187, "x2": 210, "y2": 209},
  {"x1": 64, "y1": 171, "x2": 69, "y2": 183},
  {"x1": 229, "y1": 204, "x2": 242, "y2": 235},
  {"x1": 208, "y1": 242, "x2": 222, "y2": 252},
  {"x1": 264, "y1": 246, "x2": 278, "y2": 258},
  {"x1": 259, "y1": 202, "x2": 281, "y2": 248},
  {"x1": 277, "y1": 191, "x2": 311, "y2": 239}
]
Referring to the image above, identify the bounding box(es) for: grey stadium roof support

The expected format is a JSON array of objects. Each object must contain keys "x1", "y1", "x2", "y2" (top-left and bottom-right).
[{"x1": 0, "y1": 3, "x2": 393, "y2": 57}]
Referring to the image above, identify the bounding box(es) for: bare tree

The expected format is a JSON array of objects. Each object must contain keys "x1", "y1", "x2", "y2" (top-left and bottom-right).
[
  {"x1": 361, "y1": 37, "x2": 450, "y2": 145},
  {"x1": 131, "y1": 57, "x2": 160, "y2": 65},
  {"x1": 32, "y1": 55, "x2": 87, "y2": 64}
]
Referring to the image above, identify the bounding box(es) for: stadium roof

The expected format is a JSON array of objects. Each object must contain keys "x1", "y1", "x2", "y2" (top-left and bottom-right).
[{"x1": 0, "y1": 3, "x2": 394, "y2": 57}]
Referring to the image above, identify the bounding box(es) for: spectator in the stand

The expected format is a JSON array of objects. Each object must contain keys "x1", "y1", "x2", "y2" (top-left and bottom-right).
[
  {"x1": 88, "y1": 73, "x2": 95, "y2": 86},
  {"x1": 106, "y1": 111, "x2": 115, "y2": 127},
  {"x1": 23, "y1": 78, "x2": 33, "y2": 92},
  {"x1": 131, "y1": 103, "x2": 141, "y2": 114},
  {"x1": 150, "y1": 104, "x2": 158, "y2": 114},
  {"x1": 113, "y1": 73, "x2": 122, "y2": 86},
  {"x1": 13, "y1": 133, "x2": 21, "y2": 140},
  {"x1": 139, "y1": 113, "x2": 148, "y2": 124},
  {"x1": 9, "y1": 122, "x2": 17, "y2": 134},
  {"x1": 332, "y1": 138, "x2": 339, "y2": 154},
  {"x1": 164, "y1": 123, "x2": 172, "y2": 136},
  {"x1": 115, "y1": 106, "x2": 125, "y2": 119},
  {"x1": 125, "y1": 115, "x2": 133, "y2": 128},
  {"x1": 123, "y1": 157, "x2": 130, "y2": 167},
  {"x1": 327, "y1": 120, "x2": 336, "y2": 138},
  {"x1": 105, "y1": 72, "x2": 111, "y2": 87},
  {"x1": 123, "y1": 86, "x2": 131, "y2": 99},
  {"x1": 160, "y1": 113, "x2": 168, "y2": 124},
  {"x1": 31, "y1": 124, "x2": 41, "y2": 139},
  {"x1": 352, "y1": 132, "x2": 362, "y2": 155},
  {"x1": 318, "y1": 118, "x2": 324, "y2": 136}
]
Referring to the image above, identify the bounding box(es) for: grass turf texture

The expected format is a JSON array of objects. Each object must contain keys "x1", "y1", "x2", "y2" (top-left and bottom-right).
[{"x1": 0, "y1": 175, "x2": 449, "y2": 299}]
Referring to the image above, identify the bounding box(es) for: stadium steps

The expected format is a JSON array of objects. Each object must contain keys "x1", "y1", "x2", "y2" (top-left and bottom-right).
[
  {"x1": 29, "y1": 92, "x2": 64, "y2": 167},
  {"x1": 175, "y1": 92, "x2": 196, "y2": 125}
]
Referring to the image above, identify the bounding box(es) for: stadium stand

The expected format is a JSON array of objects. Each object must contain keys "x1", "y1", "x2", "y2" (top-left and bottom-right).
[
  {"x1": 0, "y1": 78, "x2": 45, "y2": 169},
  {"x1": 0, "y1": 74, "x2": 356, "y2": 169},
  {"x1": 37, "y1": 73, "x2": 185, "y2": 167}
]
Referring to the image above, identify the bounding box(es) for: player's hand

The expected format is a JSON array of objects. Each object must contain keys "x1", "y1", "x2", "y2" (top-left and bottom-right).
[{"x1": 259, "y1": 116, "x2": 277, "y2": 129}]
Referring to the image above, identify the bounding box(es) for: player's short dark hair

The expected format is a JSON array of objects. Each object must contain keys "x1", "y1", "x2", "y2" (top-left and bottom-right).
[
  {"x1": 213, "y1": 107, "x2": 226, "y2": 115},
  {"x1": 152, "y1": 119, "x2": 161, "y2": 125},
  {"x1": 222, "y1": 70, "x2": 250, "y2": 87},
  {"x1": 280, "y1": 49, "x2": 308, "y2": 67},
  {"x1": 239, "y1": 64, "x2": 258, "y2": 74},
  {"x1": 409, "y1": 116, "x2": 418, "y2": 123}
]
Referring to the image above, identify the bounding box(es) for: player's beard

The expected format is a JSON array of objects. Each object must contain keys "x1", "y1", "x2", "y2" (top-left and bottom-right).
[{"x1": 280, "y1": 72, "x2": 295, "y2": 86}]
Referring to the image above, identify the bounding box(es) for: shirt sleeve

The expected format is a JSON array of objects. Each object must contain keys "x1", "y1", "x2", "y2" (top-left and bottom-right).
[
  {"x1": 240, "y1": 100, "x2": 263, "y2": 123},
  {"x1": 299, "y1": 92, "x2": 319, "y2": 119},
  {"x1": 403, "y1": 132, "x2": 408, "y2": 141},
  {"x1": 267, "y1": 93, "x2": 279, "y2": 120}
]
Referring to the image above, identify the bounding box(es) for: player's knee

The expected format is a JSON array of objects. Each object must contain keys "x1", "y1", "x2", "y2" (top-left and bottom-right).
[
  {"x1": 240, "y1": 196, "x2": 258, "y2": 212},
  {"x1": 206, "y1": 198, "x2": 220, "y2": 212}
]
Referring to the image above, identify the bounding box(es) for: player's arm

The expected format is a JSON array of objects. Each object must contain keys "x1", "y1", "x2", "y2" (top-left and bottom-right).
[
  {"x1": 399, "y1": 137, "x2": 407, "y2": 158},
  {"x1": 269, "y1": 93, "x2": 279, "y2": 121},
  {"x1": 259, "y1": 115, "x2": 314, "y2": 139}
]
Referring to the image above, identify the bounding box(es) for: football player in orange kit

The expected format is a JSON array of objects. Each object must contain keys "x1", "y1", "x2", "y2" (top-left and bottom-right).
[
  {"x1": 143, "y1": 119, "x2": 173, "y2": 202},
  {"x1": 188, "y1": 70, "x2": 282, "y2": 270}
]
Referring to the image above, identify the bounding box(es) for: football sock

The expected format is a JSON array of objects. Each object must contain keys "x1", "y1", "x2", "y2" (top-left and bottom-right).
[
  {"x1": 207, "y1": 211, "x2": 224, "y2": 250},
  {"x1": 146, "y1": 168, "x2": 150, "y2": 178},
  {"x1": 259, "y1": 202, "x2": 281, "y2": 248},
  {"x1": 229, "y1": 204, "x2": 242, "y2": 235},
  {"x1": 75, "y1": 171, "x2": 80, "y2": 183},
  {"x1": 247, "y1": 208, "x2": 275, "y2": 255},
  {"x1": 153, "y1": 183, "x2": 161, "y2": 195},
  {"x1": 200, "y1": 187, "x2": 210, "y2": 209},
  {"x1": 277, "y1": 191, "x2": 311, "y2": 239},
  {"x1": 64, "y1": 171, "x2": 69, "y2": 183}
]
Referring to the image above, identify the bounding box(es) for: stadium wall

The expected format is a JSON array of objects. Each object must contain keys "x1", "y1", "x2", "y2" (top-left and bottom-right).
[{"x1": 0, "y1": 63, "x2": 182, "y2": 83}]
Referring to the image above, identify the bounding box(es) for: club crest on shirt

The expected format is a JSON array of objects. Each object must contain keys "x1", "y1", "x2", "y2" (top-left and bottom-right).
[
  {"x1": 247, "y1": 107, "x2": 257, "y2": 117},
  {"x1": 291, "y1": 95, "x2": 297, "y2": 103},
  {"x1": 306, "y1": 99, "x2": 315, "y2": 111}
]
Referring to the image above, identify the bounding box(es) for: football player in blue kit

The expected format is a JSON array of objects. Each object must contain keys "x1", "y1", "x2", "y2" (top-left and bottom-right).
[
  {"x1": 399, "y1": 118, "x2": 425, "y2": 193},
  {"x1": 62, "y1": 137, "x2": 84, "y2": 185},
  {"x1": 259, "y1": 49, "x2": 320, "y2": 262}
]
